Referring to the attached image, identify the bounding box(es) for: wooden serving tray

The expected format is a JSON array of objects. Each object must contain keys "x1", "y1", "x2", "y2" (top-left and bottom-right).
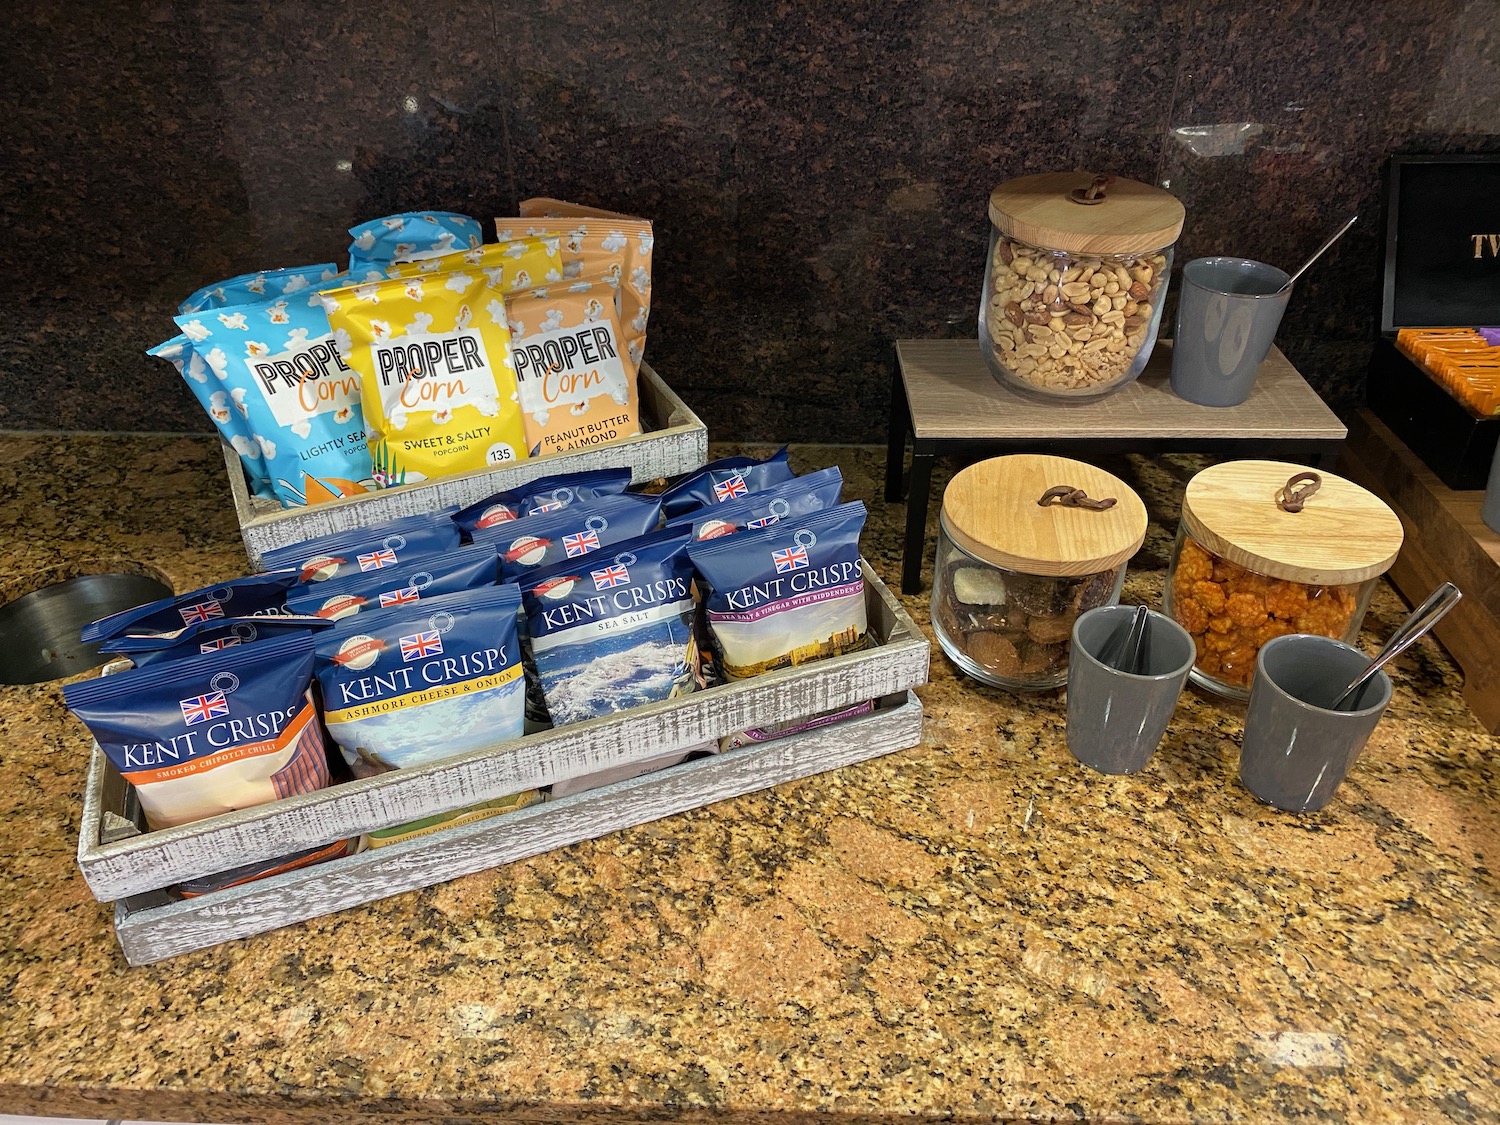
[
  {"x1": 224, "y1": 362, "x2": 708, "y2": 567},
  {"x1": 77, "y1": 562, "x2": 930, "y2": 902},
  {"x1": 108, "y1": 691, "x2": 924, "y2": 965}
]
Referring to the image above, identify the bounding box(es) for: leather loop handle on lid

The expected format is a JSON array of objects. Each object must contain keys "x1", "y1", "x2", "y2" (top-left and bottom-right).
[
  {"x1": 1068, "y1": 174, "x2": 1115, "y2": 206},
  {"x1": 1038, "y1": 485, "x2": 1117, "y2": 511},
  {"x1": 1276, "y1": 471, "x2": 1322, "y2": 513}
]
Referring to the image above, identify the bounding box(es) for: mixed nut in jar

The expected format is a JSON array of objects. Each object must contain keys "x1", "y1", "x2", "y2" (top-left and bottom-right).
[
  {"x1": 979, "y1": 172, "x2": 1184, "y2": 400},
  {"x1": 932, "y1": 454, "x2": 1148, "y2": 691},
  {"x1": 1162, "y1": 461, "x2": 1405, "y2": 699}
]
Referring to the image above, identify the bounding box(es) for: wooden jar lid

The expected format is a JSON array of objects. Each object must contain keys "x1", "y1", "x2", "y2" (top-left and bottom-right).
[
  {"x1": 988, "y1": 172, "x2": 1185, "y2": 256},
  {"x1": 1180, "y1": 460, "x2": 1404, "y2": 585},
  {"x1": 941, "y1": 454, "x2": 1148, "y2": 577}
]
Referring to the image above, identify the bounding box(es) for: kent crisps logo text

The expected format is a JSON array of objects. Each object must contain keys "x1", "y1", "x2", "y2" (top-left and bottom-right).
[
  {"x1": 723, "y1": 560, "x2": 863, "y2": 612},
  {"x1": 120, "y1": 705, "x2": 303, "y2": 769},
  {"x1": 539, "y1": 576, "x2": 690, "y2": 630},
  {"x1": 333, "y1": 646, "x2": 508, "y2": 706}
]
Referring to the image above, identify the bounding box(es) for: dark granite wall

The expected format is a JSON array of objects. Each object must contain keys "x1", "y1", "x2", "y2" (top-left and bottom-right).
[{"x1": 2, "y1": 0, "x2": 1497, "y2": 440}]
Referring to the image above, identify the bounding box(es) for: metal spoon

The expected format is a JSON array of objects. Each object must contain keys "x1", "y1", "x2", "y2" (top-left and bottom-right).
[
  {"x1": 1327, "y1": 582, "x2": 1463, "y2": 710},
  {"x1": 1100, "y1": 604, "x2": 1151, "y2": 673},
  {"x1": 1277, "y1": 214, "x2": 1359, "y2": 294}
]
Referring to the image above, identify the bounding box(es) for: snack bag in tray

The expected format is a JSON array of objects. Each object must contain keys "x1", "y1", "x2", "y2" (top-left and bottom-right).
[
  {"x1": 347, "y1": 212, "x2": 485, "y2": 282},
  {"x1": 323, "y1": 272, "x2": 529, "y2": 486}
]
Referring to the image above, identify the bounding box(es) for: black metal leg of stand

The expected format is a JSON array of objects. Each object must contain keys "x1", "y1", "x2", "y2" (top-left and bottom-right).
[
  {"x1": 902, "y1": 447, "x2": 935, "y2": 596},
  {"x1": 884, "y1": 356, "x2": 909, "y2": 503}
]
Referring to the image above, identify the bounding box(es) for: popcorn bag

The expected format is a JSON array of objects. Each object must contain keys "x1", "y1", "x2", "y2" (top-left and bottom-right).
[
  {"x1": 323, "y1": 273, "x2": 529, "y2": 486},
  {"x1": 386, "y1": 236, "x2": 564, "y2": 293}
]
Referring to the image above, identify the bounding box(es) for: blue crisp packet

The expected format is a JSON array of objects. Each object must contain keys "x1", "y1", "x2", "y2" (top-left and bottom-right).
[
  {"x1": 475, "y1": 493, "x2": 664, "y2": 581},
  {"x1": 179, "y1": 263, "x2": 341, "y2": 315},
  {"x1": 62, "y1": 634, "x2": 328, "y2": 830},
  {"x1": 346, "y1": 212, "x2": 484, "y2": 281},
  {"x1": 519, "y1": 527, "x2": 698, "y2": 725},
  {"x1": 79, "y1": 571, "x2": 303, "y2": 644},
  {"x1": 451, "y1": 467, "x2": 633, "y2": 538},
  {"x1": 686, "y1": 501, "x2": 868, "y2": 680},
  {"x1": 659, "y1": 448, "x2": 793, "y2": 519},
  {"x1": 98, "y1": 615, "x2": 334, "y2": 667},
  {"x1": 667, "y1": 466, "x2": 843, "y2": 540},
  {"x1": 314, "y1": 584, "x2": 525, "y2": 771},
  {"x1": 266, "y1": 510, "x2": 462, "y2": 584},
  {"x1": 286, "y1": 544, "x2": 497, "y2": 620},
  {"x1": 174, "y1": 281, "x2": 374, "y2": 509},
  {"x1": 148, "y1": 334, "x2": 277, "y2": 501}
]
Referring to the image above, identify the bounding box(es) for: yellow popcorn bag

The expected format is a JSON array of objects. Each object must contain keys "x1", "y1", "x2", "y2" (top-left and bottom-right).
[
  {"x1": 506, "y1": 282, "x2": 642, "y2": 457},
  {"x1": 386, "y1": 236, "x2": 564, "y2": 295},
  {"x1": 324, "y1": 273, "x2": 528, "y2": 485}
]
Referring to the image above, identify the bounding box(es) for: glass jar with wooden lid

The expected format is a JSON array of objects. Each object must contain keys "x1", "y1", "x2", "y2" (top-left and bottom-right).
[
  {"x1": 979, "y1": 171, "x2": 1184, "y2": 401},
  {"x1": 1162, "y1": 460, "x2": 1405, "y2": 699},
  {"x1": 932, "y1": 454, "x2": 1148, "y2": 691}
]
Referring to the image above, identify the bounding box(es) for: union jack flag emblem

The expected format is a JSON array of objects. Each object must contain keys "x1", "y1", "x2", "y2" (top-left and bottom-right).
[
  {"x1": 379, "y1": 587, "x2": 422, "y2": 607},
  {"x1": 358, "y1": 548, "x2": 398, "y2": 571},
  {"x1": 180, "y1": 691, "x2": 229, "y2": 726},
  {"x1": 531, "y1": 500, "x2": 565, "y2": 514},
  {"x1": 178, "y1": 600, "x2": 224, "y2": 626},
  {"x1": 772, "y1": 546, "x2": 809, "y2": 572},
  {"x1": 198, "y1": 637, "x2": 241, "y2": 653},
  {"x1": 592, "y1": 563, "x2": 630, "y2": 589},
  {"x1": 747, "y1": 514, "x2": 778, "y2": 528},
  {"x1": 713, "y1": 474, "x2": 748, "y2": 502},
  {"x1": 399, "y1": 630, "x2": 443, "y2": 661},
  {"x1": 563, "y1": 530, "x2": 600, "y2": 557}
]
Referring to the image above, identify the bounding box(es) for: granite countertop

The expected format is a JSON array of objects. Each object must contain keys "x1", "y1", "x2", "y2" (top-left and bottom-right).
[{"x1": 1, "y1": 434, "x2": 1497, "y2": 1124}]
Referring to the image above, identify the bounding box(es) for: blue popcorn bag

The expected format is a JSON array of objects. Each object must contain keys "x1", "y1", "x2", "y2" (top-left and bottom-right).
[
  {"x1": 98, "y1": 615, "x2": 334, "y2": 667},
  {"x1": 659, "y1": 447, "x2": 793, "y2": 518},
  {"x1": 474, "y1": 493, "x2": 664, "y2": 581},
  {"x1": 286, "y1": 544, "x2": 497, "y2": 620},
  {"x1": 346, "y1": 211, "x2": 484, "y2": 281},
  {"x1": 80, "y1": 571, "x2": 303, "y2": 644},
  {"x1": 451, "y1": 467, "x2": 633, "y2": 538},
  {"x1": 314, "y1": 584, "x2": 525, "y2": 771},
  {"x1": 174, "y1": 280, "x2": 375, "y2": 509},
  {"x1": 520, "y1": 527, "x2": 699, "y2": 725},
  {"x1": 266, "y1": 510, "x2": 462, "y2": 583},
  {"x1": 687, "y1": 501, "x2": 869, "y2": 680},
  {"x1": 667, "y1": 466, "x2": 843, "y2": 540},
  {"x1": 148, "y1": 335, "x2": 276, "y2": 500},
  {"x1": 62, "y1": 634, "x2": 329, "y2": 830},
  {"x1": 179, "y1": 263, "x2": 341, "y2": 315}
]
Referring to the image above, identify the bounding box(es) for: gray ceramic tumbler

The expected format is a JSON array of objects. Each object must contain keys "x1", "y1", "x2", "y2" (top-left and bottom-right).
[
  {"x1": 1067, "y1": 606, "x2": 1196, "y2": 775},
  {"x1": 1484, "y1": 440, "x2": 1500, "y2": 535},
  {"x1": 1240, "y1": 634, "x2": 1393, "y2": 812},
  {"x1": 1170, "y1": 257, "x2": 1292, "y2": 407}
]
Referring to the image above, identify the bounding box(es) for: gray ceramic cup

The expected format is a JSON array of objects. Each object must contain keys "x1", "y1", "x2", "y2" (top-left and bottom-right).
[
  {"x1": 1240, "y1": 634, "x2": 1393, "y2": 812},
  {"x1": 1170, "y1": 257, "x2": 1292, "y2": 407},
  {"x1": 1483, "y1": 441, "x2": 1500, "y2": 535},
  {"x1": 1066, "y1": 606, "x2": 1196, "y2": 775}
]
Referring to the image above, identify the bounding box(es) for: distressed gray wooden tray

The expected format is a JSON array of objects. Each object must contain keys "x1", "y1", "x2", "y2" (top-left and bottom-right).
[
  {"x1": 226, "y1": 361, "x2": 707, "y2": 567},
  {"x1": 78, "y1": 562, "x2": 928, "y2": 902},
  {"x1": 108, "y1": 690, "x2": 923, "y2": 965}
]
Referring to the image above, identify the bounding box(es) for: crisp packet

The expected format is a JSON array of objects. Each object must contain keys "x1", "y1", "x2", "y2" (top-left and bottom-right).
[
  {"x1": 474, "y1": 493, "x2": 664, "y2": 581},
  {"x1": 385, "y1": 237, "x2": 564, "y2": 293},
  {"x1": 687, "y1": 501, "x2": 869, "y2": 680},
  {"x1": 667, "y1": 466, "x2": 843, "y2": 540},
  {"x1": 347, "y1": 212, "x2": 484, "y2": 281},
  {"x1": 505, "y1": 284, "x2": 641, "y2": 457},
  {"x1": 361, "y1": 791, "x2": 541, "y2": 850},
  {"x1": 179, "y1": 263, "x2": 341, "y2": 315},
  {"x1": 264, "y1": 510, "x2": 461, "y2": 583},
  {"x1": 451, "y1": 467, "x2": 632, "y2": 537},
  {"x1": 62, "y1": 634, "x2": 329, "y2": 830},
  {"x1": 79, "y1": 571, "x2": 302, "y2": 644},
  {"x1": 148, "y1": 335, "x2": 275, "y2": 500},
  {"x1": 519, "y1": 527, "x2": 698, "y2": 725},
  {"x1": 323, "y1": 272, "x2": 529, "y2": 484},
  {"x1": 177, "y1": 839, "x2": 354, "y2": 897},
  {"x1": 314, "y1": 584, "x2": 526, "y2": 771},
  {"x1": 501, "y1": 214, "x2": 654, "y2": 373},
  {"x1": 285, "y1": 544, "x2": 497, "y2": 620},
  {"x1": 175, "y1": 283, "x2": 375, "y2": 508},
  {"x1": 98, "y1": 615, "x2": 334, "y2": 667},
  {"x1": 660, "y1": 448, "x2": 794, "y2": 519}
]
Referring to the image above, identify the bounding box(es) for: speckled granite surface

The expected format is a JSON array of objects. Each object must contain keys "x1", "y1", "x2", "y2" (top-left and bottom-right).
[{"x1": 1, "y1": 435, "x2": 1497, "y2": 1124}]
